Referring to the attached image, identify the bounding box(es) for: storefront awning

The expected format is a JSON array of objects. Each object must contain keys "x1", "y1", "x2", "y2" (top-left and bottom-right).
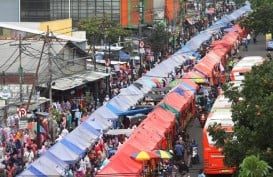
[{"x1": 39, "y1": 71, "x2": 109, "y2": 91}]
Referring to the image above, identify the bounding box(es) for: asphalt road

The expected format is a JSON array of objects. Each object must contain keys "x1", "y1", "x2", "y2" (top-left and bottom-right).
[{"x1": 186, "y1": 34, "x2": 267, "y2": 177}]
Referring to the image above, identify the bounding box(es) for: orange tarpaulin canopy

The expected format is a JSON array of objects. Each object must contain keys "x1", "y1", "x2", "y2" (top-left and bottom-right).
[
  {"x1": 160, "y1": 92, "x2": 191, "y2": 113},
  {"x1": 233, "y1": 24, "x2": 244, "y2": 36},
  {"x1": 194, "y1": 55, "x2": 220, "y2": 78},
  {"x1": 209, "y1": 47, "x2": 229, "y2": 62},
  {"x1": 180, "y1": 78, "x2": 199, "y2": 91}
]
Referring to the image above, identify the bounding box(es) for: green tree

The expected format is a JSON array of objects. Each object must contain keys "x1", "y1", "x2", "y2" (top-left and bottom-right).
[
  {"x1": 239, "y1": 155, "x2": 272, "y2": 177},
  {"x1": 77, "y1": 17, "x2": 130, "y2": 46},
  {"x1": 240, "y1": 1, "x2": 273, "y2": 35},
  {"x1": 208, "y1": 60, "x2": 273, "y2": 176},
  {"x1": 147, "y1": 23, "x2": 170, "y2": 60}
]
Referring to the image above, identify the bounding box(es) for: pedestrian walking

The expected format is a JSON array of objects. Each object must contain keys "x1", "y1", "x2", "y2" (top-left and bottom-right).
[
  {"x1": 198, "y1": 169, "x2": 206, "y2": 177},
  {"x1": 178, "y1": 161, "x2": 189, "y2": 176},
  {"x1": 247, "y1": 33, "x2": 251, "y2": 44}
]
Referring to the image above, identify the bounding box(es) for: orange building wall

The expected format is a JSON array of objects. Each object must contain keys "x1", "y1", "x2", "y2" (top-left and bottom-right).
[
  {"x1": 120, "y1": 0, "x2": 154, "y2": 28},
  {"x1": 143, "y1": 0, "x2": 153, "y2": 24},
  {"x1": 165, "y1": 0, "x2": 179, "y2": 22},
  {"x1": 120, "y1": 0, "x2": 129, "y2": 27}
]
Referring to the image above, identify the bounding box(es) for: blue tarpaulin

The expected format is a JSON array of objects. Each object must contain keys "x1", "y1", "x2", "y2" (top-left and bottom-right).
[
  {"x1": 180, "y1": 82, "x2": 196, "y2": 94},
  {"x1": 106, "y1": 103, "x2": 153, "y2": 116},
  {"x1": 60, "y1": 138, "x2": 84, "y2": 157},
  {"x1": 28, "y1": 166, "x2": 45, "y2": 177},
  {"x1": 173, "y1": 87, "x2": 185, "y2": 96}
]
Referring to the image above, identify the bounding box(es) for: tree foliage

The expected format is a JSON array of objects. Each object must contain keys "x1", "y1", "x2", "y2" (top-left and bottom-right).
[
  {"x1": 77, "y1": 17, "x2": 131, "y2": 46},
  {"x1": 146, "y1": 23, "x2": 170, "y2": 58},
  {"x1": 240, "y1": 1, "x2": 273, "y2": 35},
  {"x1": 239, "y1": 155, "x2": 272, "y2": 177},
  {"x1": 209, "y1": 60, "x2": 273, "y2": 176}
]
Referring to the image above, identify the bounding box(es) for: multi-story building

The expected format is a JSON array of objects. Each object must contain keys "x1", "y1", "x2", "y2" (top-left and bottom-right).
[{"x1": 0, "y1": 0, "x2": 180, "y2": 28}]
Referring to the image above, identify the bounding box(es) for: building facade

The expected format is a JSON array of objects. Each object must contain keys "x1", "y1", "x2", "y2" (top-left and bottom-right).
[{"x1": 0, "y1": 0, "x2": 20, "y2": 22}]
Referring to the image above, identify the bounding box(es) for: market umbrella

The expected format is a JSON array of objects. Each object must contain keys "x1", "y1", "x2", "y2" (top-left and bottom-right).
[
  {"x1": 153, "y1": 150, "x2": 173, "y2": 159},
  {"x1": 130, "y1": 150, "x2": 159, "y2": 161}
]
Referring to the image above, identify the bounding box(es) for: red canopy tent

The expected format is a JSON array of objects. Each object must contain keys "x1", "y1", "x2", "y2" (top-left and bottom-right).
[
  {"x1": 233, "y1": 24, "x2": 245, "y2": 37},
  {"x1": 179, "y1": 78, "x2": 199, "y2": 91},
  {"x1": 209, "y1": 47, "x2": 229, "y2": 65},
  {"x1": 160, "y1": 92, "x2": 191, "y2": 113},
  {"x1": 194, "y1": 61, "x2": 213, "y2": 78},
  {"x1": 98, "y1": 143, "x2": 143, "y2": 176}
]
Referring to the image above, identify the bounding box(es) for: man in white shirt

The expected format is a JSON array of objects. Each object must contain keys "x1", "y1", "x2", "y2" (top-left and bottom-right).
[{"x1": 23, "y1": 146, "x2": 34, "y2": 168}]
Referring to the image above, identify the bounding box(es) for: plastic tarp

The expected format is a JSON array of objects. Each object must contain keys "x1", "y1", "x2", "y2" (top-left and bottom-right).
[
  {"x1": 108, "y1": 85, "x2": 144, "y2": 111},
  {"x1": 106, "y1": 102, "x2": 153, "y2": 116},
  {"x1": 48, "y1": 140, "x2": 81, "y2": 164},
  {"x1": 176, "y1": 44, "x2": 195, "y2": 54},
  {"x1": 194, "y1": 55, "x2": 220, "y2": 77},
  {"x1": 19, "y1": 151, "x2": 68, "y2": 177},
  {"x1": 98, "y1": 142, "x2": 143, "y2": 176},
  {"x1": 161, "y1": 92, "x2": 190, "y2": 114},
  {"x1": 63, "y1": 125, "x2": 99, "y2": 152},
  {"x1": 91, "y1": 105, "x2": 118, "y2": 121},
  {"x1": 179, "y1": 78, "x2": 199, "y2": 94},
  {"x1": 107, "y1": 96, "x2": 133, "y2": 111},
  {"x1": 186, "y1": 31, "x2": 212, "y2": 51},
  {"x1": 85, "y1": 116, "x2": 110, "y2": 131},
  {"x1": 209, "y1": 47, "x2": 229, "y2": 61},
  {"x1": 170, "y1": 54, "x2": 187, "y2": 64}
]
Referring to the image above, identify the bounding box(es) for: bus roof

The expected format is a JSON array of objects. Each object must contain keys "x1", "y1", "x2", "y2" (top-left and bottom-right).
[
  {"x1": 211, "y1": 95, "x2": 232, "y2": 109},
  {"x1": 232, "y1": 56, "x2": 264, "y2": 71}
]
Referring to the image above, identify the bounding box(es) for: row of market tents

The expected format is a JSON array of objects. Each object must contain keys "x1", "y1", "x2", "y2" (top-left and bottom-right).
[{"x1": 19, "y1": 1, "x2": 252, "y2": 176}]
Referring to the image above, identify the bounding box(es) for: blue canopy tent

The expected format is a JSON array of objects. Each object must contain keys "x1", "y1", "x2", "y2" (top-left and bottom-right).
[
  {"x1": 133, "y1": 78, "x2": 155, "y2": 93},
  {"x1": 185, "y1": 31, "x2": 212, "y2": 51},
  {"x1": 106, "y1": 102, "x2": 153, "y2": 116},
  {"x1": 48, "y1": 141, "x2": 82, "y2": 165},
  {"x1": 91, "y1": 105, "x2": 118, "y2": 121},
  {"x1": 176, "y1": 44, "x2": 195, "y2": 54},
  {"x1": 19, "y1": 151, "x2": 68, "y2": 177},
  {"x1": 63, "y1": 125, "x2": 100, "y2": 151},
  {"x1": 160, "y1": 59, "x2": 180, "y2": 71},
  {"x1": 169, "y1": 54, "x2": 187, "y2": 64},
  {"x1": 85, "y1": 116, "x2": 111, "y2": 131}
]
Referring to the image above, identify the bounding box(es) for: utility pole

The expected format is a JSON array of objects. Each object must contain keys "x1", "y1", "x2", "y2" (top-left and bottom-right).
[
  {"x1": 10, "y1": 34, "x2": 31, "y2": 104},
  {"x1": 138, "y1": 0, "x2": 144, "y2": 66},
  {"x1": 48, "y1": 26, "x2": 53, "y2": 109},
  {"x1": 26, "y1": 28, "x2": 48, "y2": 111}
]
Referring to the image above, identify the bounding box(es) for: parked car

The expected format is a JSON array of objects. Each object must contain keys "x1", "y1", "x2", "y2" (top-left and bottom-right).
[{"x1": 266, "y1": 40, "x2": 273, "y2": 51}]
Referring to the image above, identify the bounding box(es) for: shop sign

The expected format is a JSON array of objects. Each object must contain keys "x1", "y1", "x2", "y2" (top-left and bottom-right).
[
  {"x1": 19, "y1": 118, "x2": 28, "y2": 129},
  {"x1": 0, "y1": 86, "x2": 12, "y2": 100}
]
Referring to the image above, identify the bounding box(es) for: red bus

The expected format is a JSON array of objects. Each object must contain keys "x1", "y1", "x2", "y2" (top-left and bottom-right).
[
  {"x1": 203, "y1": 95, "x2": 236, "y2": 175},
  {"x1": 230, "y1": 56, "x2": 265, "y2": 81}
]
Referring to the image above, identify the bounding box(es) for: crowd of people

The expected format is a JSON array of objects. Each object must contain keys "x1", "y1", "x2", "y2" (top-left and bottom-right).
[{"x1": 0, "y1": 2, "x2": 244, "y2": 176}]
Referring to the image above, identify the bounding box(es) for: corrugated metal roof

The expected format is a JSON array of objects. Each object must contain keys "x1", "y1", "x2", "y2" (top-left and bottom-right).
[
  {"x1": 0, "y1": 40, "x2": 65, "y2": 74},
  {"x1": 0, "y1": 22, "x2": 86, "y2": 42},
  {"x1": 39, "y1": 71, "x2": 109, "y2": 91}
]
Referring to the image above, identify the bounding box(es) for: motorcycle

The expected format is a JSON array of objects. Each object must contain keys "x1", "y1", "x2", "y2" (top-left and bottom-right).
[{"x1": 192, "y1": 146, "x2": 200, "y2": 164}]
